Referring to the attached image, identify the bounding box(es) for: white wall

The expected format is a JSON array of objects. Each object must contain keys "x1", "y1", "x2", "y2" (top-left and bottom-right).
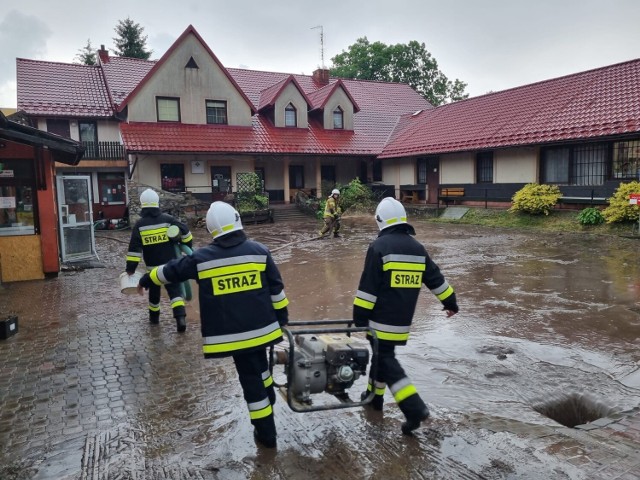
[
  {"x1": 495, "y1": 148, "x2": 538, "y2": 183},
  {"x1": 440, "y1": 153, "x2": 475, "y2": 183},
  {"x1": 274, "y1": 83, "x2": 308, "y2": 128},
  {"x1": 323, "y1": 87, "x2": 355, "y2": 130}
]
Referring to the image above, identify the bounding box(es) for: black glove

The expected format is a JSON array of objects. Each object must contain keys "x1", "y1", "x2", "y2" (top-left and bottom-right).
[
  {"x1": 441, "y1": 293, "x2": 459, "y2": 314},
  {"x1": 276, "y1": 307, "x2": 289, "y2": 327},
  {"x1": 138, "y1": 273, "x2": 153, "y2": 290}
]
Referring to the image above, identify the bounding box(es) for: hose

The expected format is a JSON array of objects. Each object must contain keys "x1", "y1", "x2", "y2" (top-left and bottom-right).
[{"x1": 173, "y1": 243, "x2": 193, "y2": 300}]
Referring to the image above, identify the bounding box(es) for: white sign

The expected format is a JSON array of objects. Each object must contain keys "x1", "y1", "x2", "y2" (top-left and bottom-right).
[
  {"x1": 191, "y1": 160, "x2": 205, "y2": 174},
  {"x1": 0, "y1": 170, "x2": 14, "y2": 178},
  {"x1": 0, "y1": 197, "x2": 16, "y2": 208}
]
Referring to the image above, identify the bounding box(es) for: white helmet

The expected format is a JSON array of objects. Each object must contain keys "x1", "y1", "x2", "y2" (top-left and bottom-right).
[
  {"x1": 140, "y1": 189, "x2": 159, "y2": 208},
  {"x1": 375, "y1": 197, "x2": 408, "y2": 231},
  {"x1": 206, "y1": 201, "x2": 243, "y2": 239},
  {"x1": 331, "y1": 188, "x2": 340, "y2": 196}
]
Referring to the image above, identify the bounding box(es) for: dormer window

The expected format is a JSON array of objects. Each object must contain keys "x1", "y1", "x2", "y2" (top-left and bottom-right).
[
  {"x1": 285, "y1": 103, "x2": 297, "y2": 127},
  {"x1": 206, "y1": 100, "x2": 228, "y2": 125},
  {"x1": 157, "y1": 97, "x2": 180, "y2": 122},
  {"x1": 333, "y1": 106, "x2": 344, "y2": 129}
]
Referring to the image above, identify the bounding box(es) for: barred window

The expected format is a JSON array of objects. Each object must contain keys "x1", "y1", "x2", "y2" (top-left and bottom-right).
[
  {"x1": 612, "y1": 140, "x2": 640, "y2": 180},
  {"x1": 542, "y1": 144, "x2": 607, "y2": 185},
  {"x1": 476, "y1": 151, "x2": 493, "y2": 183}
]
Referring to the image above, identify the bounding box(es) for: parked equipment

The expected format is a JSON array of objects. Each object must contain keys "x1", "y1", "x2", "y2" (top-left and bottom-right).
[{"x1": 271, "y1": 320, "x2": 378, "y2": 412}]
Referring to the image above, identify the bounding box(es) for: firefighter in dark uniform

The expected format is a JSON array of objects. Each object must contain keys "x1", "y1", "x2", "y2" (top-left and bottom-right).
[
  {"x1": 137, "y1": 201, "x2": 289, "y2": 448},
  {"x1": 353, "y1": 197, "x2": 459, "y2": 434},
  {"x1": 125, "y1": 188, "x2": 193, "y2": 333}
]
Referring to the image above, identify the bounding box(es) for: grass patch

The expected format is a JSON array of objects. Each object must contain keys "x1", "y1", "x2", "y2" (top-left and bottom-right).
[{"x1": 429, "y1": 208, "x2": 638, "y2": 236}]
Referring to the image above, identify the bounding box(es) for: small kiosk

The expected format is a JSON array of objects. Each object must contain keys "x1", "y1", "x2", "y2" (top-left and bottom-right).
[{"x1": 0, "y1": 112, "x2": 84, "y2": 282}]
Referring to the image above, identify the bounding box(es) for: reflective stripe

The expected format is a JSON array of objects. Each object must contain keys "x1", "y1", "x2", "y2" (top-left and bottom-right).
[
  {"x1": 434, "y1": 284, "x2": 454, "y2": 301},
  {"x1": 383, "y1": 254, "x2": 425, "y2": 264},
  {"x1": 156, "y1": 265, "x2": 168, "y2": 284},
  {"x1": 126, "y1": 256, "x2": 141, "y2": 263},
  {"x1": 367, "y1": 379, "x2": 386, "y2": 396},
  {"x1": 383, "y1": 216, "x2": 407, "y2": 226},
  {"x1": 382, "y1": 254, "x2": 426, "y2": 272},
  {"x1": 148, "y1": 303, "x2": 160, "y2": 312},
  {"x1": 271, "y1": 291, "x2": 289, "y2": 309},
  {"x1": 197, "y1": 256, "x2": 267, "y2": 279},
  {"x1": 390, "y1": 377, "x2": 418, "y2": 403},
  {"x1": 272, "y1": 297, "x2": 289, "y2": 309},
  {"x1": 140, "y1": 224, "x2": 170, "y2": 246},
  {"x1": 198, "y1": 255, "x2": 267, "y2": 270},
  {"x1": 202, "y1": 322, "x2": 282, "y2": 354},
  {"x1": 181, "y1": 232, "x2": 193, "y2": 243},
  {"x1": 139, "y1": 223, "x2": 171, "y2": 232},
  {"x1": 354, "y1": 297, "x2": 375, "y2": 310},
  {"x1": 368, "y1": 321, "x2": 410, "y2": 342},
  {"x1": 356, "y1": 290, "x2": 377, "y2": 303},
  {"x1": 248, "y1": 397, "x2": 273, "y2": 420},
  {"x1": 126, "y1": 251, "x2": 142, "y2": 260},
  {"x1": 149, "y1": 267, "x2": 162, "y2": 286},
  {"x1": 170, "y1": 297, "x2": 185, "y2": 308},
  {"x1": 262, "y1": 369, "x2": 274, "y2": 388}
]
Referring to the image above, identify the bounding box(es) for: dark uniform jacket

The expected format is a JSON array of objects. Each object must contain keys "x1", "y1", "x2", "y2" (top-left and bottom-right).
[
  {"x1": 126, "y1": 208, "x2": 193, "y2": 272},
  {"x1": 141, "y1": 231, "x2": 289, "y2": 358},
  {"x1": 353, "y1": 224, "x2": 458, "y2": 345}
]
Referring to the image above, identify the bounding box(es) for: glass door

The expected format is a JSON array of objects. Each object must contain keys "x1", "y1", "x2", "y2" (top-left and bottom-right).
[{"x1": 56, "y1": 175, "x2": 96, "y2": 262}]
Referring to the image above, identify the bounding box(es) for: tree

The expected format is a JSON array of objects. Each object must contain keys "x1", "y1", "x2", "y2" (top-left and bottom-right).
[
  {"x1": 75, "y1": 39, "x2": 96, "y2": 65},
  {"x1": 112, "y1": 17, "x2": 152, "y2": 59},
  {"x1": 330, "y1": 37, "x2": 468, "y2": 106}
]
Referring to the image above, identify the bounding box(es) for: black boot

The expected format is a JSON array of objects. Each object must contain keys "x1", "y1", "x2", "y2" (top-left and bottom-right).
[
  {"x1": 333, "y1": 232, "x2": 341, "y2": 238},
  {"x1": 401, "y1": 407, "x2": 430, "y2": 435},
  {"x1": 253, "y1": 429, "x2": 277, "y2": 448},
  {"x1": 149, "y1": 311, "x2": 160, "y2": 325},
  {"x1": 175, "y1": 316, "x2": 186, "y2": 333}
]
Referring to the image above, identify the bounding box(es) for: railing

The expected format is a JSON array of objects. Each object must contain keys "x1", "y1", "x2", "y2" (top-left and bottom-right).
[{"x1": 81, "y1": 141, "x2": 125, "y2": 160}]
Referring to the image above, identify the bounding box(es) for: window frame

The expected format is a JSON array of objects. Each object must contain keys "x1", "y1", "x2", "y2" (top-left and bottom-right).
[
  {"x1": 0, "y1": 158, "x2": 38, "y2": 236},
  {"x1": 156, "y1": 97, "x2": 181, "y2": 122},
  {"x1": 476, "y1": 151, "x2": 494, "y2": 184},
  {"x1": 285, "y1": 103, "x2": 297, "y2": 127},
  {"x1": 160, "y1": 163, "x2": 185, "y2": 193},
  {"x1": 612, "y1": 139, "x2": 640, "y2": 180},
  {"x1": 206, "y1": 99, "x2": 228, "y2": 125},
  {"x1": 79, "y1": 120, "x2": 98, "y2": 158},
  {"x1": 289, "y1": 165, "x2": 304, "y2": 188},
  {"x1": 333, "y1": 106, "x2": 344, "y2": 129},
  {"x1": 541, "y1": 143, "x2": 609, "y2": 185}
]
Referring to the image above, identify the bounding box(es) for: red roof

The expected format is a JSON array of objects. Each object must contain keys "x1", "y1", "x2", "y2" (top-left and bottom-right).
[
  {"x1": 16, "y1": 58, "x2": 113, "y2": 117},
  {"x1": 257, "y1": 75, "x2": 311, "y2": 111},
  {"x1": 307, "y1": 79, "x2": 360, "y2": 113},
  {"x1": 380, "y1": 58, "x2": 640, "y2": 158}
]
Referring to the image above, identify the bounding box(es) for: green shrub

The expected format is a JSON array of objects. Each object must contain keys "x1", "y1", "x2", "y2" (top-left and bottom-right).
[
  {"x1": 602, "y1": 181, "x2": 640, "y2": 223},
  {"x1": 577, "y1": 207, "x2": 605, "y2": 226},
  {"x1": 509, "y1": 183, "x2": 562, "y2": 215},
  {"x1": 317, "y1": 178, "x2": 376, "y2": 219}
]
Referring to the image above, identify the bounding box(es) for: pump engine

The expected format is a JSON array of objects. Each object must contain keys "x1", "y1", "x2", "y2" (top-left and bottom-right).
[{"x1": 274, "y1": 334, "x2": 369, "y2": 404}]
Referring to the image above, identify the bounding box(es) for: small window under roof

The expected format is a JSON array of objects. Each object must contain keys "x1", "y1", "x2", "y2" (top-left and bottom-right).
[{"x1": 185, "y1": 57, "x2": 199, "y2": 69}]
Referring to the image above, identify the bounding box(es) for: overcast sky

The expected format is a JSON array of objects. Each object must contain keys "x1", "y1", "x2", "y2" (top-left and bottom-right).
[{"x1": 1, "y1": 0, "x2": 639, "y2": 108}]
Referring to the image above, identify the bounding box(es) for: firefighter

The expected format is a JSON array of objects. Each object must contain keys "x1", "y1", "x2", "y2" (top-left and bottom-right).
[
  {"x1": 352, "y1": 197, "x2": 459, "y2": 435},
  {"x1": 137, "y1": 201, "x2": 289, "y2": 448},
  {"x1": 125, "y1": 188, "x2": 193, "y2": 333},
  {"x1": 319, "y1": 188, "x2": 342, "y2": 238}
]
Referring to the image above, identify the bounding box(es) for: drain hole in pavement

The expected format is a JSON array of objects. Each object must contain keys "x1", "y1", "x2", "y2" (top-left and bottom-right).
[{"x1": 532, "y1": 392, "x2": 616, "y2": 428}]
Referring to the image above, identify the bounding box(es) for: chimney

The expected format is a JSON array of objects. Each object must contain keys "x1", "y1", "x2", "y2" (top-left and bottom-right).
[
  {"x1": 98, "y1": 44, "x2": 109, "y2": 63},
  {"x1": 312, "y1": 68, "x2": 330, "y2": 85}
]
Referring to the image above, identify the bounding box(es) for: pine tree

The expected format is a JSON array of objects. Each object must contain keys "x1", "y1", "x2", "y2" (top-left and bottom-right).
[
  {"x1": 75, "y1": 39, "x2": 97, "y2": 65},
  {"x1": 112, "y1": 17, "x2": 152, "y2": 60}
]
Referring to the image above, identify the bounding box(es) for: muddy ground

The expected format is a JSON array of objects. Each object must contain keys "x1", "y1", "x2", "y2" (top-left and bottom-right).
[{"x1": 1, "y1": 214, "x2": 639, "y2": 479}]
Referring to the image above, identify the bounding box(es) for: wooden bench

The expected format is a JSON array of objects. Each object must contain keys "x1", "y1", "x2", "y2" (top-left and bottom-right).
[
  {"x1": 401, "y1": 191, "x2": 420, "y2": 204},
  {"x1": 438, "y1": 187, "x2": 465, "y2": 206}
]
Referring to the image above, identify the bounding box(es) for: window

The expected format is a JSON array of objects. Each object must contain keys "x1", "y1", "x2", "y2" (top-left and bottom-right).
[
  {"x1": 0, "y1": 159, "x2": 37, "y2": 236},
  {"x1": 161, "y1": 164, "x2": 185, "y2": 193},
  {"x1": 542, "y1": 144, "x2": 607, "y2": 185},
  {"x1": 157, "y1": 97, "x2": 180, "y2": 122},
  {"x1": 289, "y1": 165, "x2": 304, "y2": 188},
  {"x1": 46, "y1": 119, "x2": 70, "y2": 138},
  {"x1": 97, "y1": 172, "x2": 126, "y2": 205},
  {"x1": 206, "y1": 100, "x2": 228, "y2": 125},
  {"x1": 417, "y1": 158, "x2": 428, "y2": 184},
  {"x1": 321, "y1": 165, "x2": 336, "y2": 184},
  {"x1": 613, "y1": 139, "x2": 640, "y2": 180},
  {"x1": 372, "y1": 159, "x2": 383, "y2": 182},
  {"x1": 79, "y1": 121, "x2": 98, "y2": 158},
  {"x1": 333, "y1": 106, "x2": 344, "y2": 129},
  {"x1": 476, "y1": 151, "x2": 493, "y2": 183},
  {"x1": 285, "y1": 103, "x2": 297, "y2": 127}
]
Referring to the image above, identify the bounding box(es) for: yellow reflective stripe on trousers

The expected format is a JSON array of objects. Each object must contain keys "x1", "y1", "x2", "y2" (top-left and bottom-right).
[
  {"x1": 148, "y1": 304, "x2": 160, "y2": 312},
  {"x1": 367, "y1": 379, "x2": 386, "y2": 396},
  {"x1": 368, "y1": 330, "x2": 410, "y2": 342},
  {"x1": 170, "y1": 298, "x2": 185, "y2": 308},
  {"x1": 391, "y1": 378, "x2": 418, "y2": 403},
  {"x1": 262, "y1": 370, "x2": 274, "y2": 388},
  {"x1": 248, "y1": 398, "x2": 273, "y2": 420},
  {"x1": 202, "y1": 324, "x2": 282, "y2": 355}
]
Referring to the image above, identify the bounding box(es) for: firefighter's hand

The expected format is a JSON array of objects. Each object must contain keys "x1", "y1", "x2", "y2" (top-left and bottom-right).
[
  {"x1": 138, "y1": 273, "x2": 152, "y2": 294},
  {"x1": 137, "y1": 284, "x2": 145, "y2": 296},
  {"x1": 444, "y1": 309, "x2": 457, "y2": 317}
]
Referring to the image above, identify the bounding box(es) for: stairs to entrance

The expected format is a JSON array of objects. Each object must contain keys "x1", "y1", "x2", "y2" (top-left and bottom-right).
[{"x1": 271, "y1": 203, "x2": 314, "y2": 222}]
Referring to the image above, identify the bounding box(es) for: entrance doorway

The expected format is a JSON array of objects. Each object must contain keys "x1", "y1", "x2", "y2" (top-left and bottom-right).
[
  {"x1": 418, "y1": 156, "x2": 440, "y2": 204},
  {"x1": 56, "y1": 175, "x2": 96, "y2": 262},
  {"x1": 211, "y1": 166, "x2": 232, "y2": 201}
]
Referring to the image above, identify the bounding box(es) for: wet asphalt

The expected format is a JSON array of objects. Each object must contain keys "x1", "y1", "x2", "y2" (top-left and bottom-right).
[{"x1": 1, "y1": 212, "x2": 640, "y2": 479}]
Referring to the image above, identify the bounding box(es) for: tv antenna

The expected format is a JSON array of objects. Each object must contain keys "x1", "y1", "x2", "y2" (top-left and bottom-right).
[{"x1": 311, "y1": 25, "x2": 324, "y2": 68}]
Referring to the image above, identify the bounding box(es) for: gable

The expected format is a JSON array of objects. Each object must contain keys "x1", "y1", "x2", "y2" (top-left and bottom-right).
[
  {"x1": 322, "y1": 86, "x2": 355, "y2": 130},
  {"x1": 273, "y1": 82, "x2": 308, "y2": 128},
  {"x1": 124, "y1": 31, "x2": 254, "y2": 126}
]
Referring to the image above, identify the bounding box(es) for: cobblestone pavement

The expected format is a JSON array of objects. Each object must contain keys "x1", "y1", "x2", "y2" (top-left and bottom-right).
[{"x1": 0, "y1": 223, "x2": 639, "y2": 479}]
